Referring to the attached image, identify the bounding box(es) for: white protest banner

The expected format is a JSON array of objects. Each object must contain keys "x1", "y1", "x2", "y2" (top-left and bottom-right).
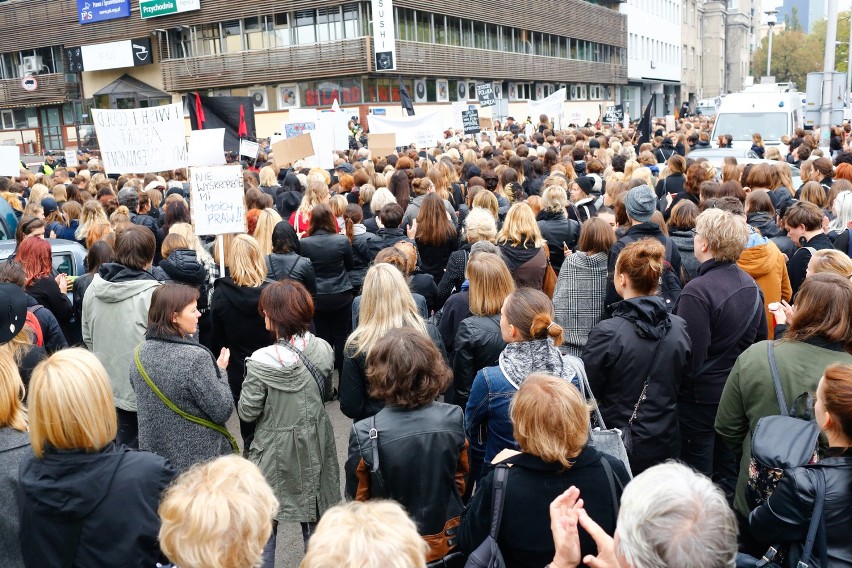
[
  {"x1": 64, "y1": 150, "x2": 79, "y2": 168},
  {"x1": 92, "y1": 103, "x2": 187, "y2": 174},
  {"x1": 368, "y1": 111, "x2": 443, "y2": 149},
  {"x1": 451, "y1": 102, "x2": 468, "y2": 130},
  {"x1": 239, "y1": 139, "x2": 260, "y2": 159},
  {"x1": 528, "y1": 88, "x2": 566, "y2": 126},
  {"x1": 665, "y1": 115, "x2": 676, "y2": 133},
  {"x1": 0, "y1": 146, "x2": 20, "y2": 177},
  {"x1": 188, "y1": 129, "x2": 226, "y2": 167},
  {"x1": 190, "y1": 165, "x2": 246, "y2": 236}
]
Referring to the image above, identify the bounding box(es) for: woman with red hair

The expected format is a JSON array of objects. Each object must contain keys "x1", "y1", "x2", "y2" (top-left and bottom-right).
[{"x1": 18, "y1": 237, "x2": 73, "y2": 343}]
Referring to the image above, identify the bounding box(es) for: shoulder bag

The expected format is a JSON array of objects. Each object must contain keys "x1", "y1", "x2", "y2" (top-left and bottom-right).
[
  {"x1": 276, "y1": 339, "x2": 333, "y2": 402},
  {"x1": 464, "y1": 465, "x2": 510, "y2": 568},
  {"x1": 541, "y1": 243, "x2": 557, "y2": 298},
  {"x1": 133, "y1": 345, "x2": 239, "y2": 454},
  {"x1": 566, "y1": 356, "x2": 633, "y2": 478}
]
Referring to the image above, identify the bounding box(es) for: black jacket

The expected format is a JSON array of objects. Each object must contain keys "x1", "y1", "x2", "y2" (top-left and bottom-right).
[
  {"x1": 654, "y1": 172, "x2": 685, "y2": 199},
  {"x1": 27, "y1": 295, "x2": 67, "y2": 353},
  {"x1": 674, "y1": 260, "x2": 767, "y2": 404},
  {"x1": 210, "y1": 277, "x2": 270, "y2": 402},
  {"x1": 747, "y1": 212, "x2": 781, "y2": 238},
  {"x1": 750, "y1": 454, "x2": 852, "y2": 568},
  {"x1": 436, "y1": 247, "x2": 470, "y2": 308},
  {"x1": 18, "y1": 442, "x2": 176, "y2": 568},
  {"x1": 605, "y1": 223, "x2": 682, "y2": 312},
  {"x1": 350, "y1": 230, "x2": 380, "y2": 293},
  {"x1": 458, "y1": 448, "x2": 630, "y2": 567},
  {"x1": 340, "y1": 323, "x2": 445, "y2": 422},
  {"x1": 130, "y1": 212, "x2": 157, "y2": 234},
  {"x1": 299, "y1": 230, "x2": 354, "y2": 295},
  {"x1": 153, "y1": 249, "x2": 210, "y2": 311},
  {"x1": 265, "y1": 252, "x2": 316, "y2": 295},
  {"x1": 582, "y1": 296, "x2": 692, "y2": 475},
  {"x1": 416, "y1": 234, "x2": 459, "y2": 285},
  {"x1": 345, "y1": 403, "x2": 468, "y2": 562},
  {"x1": 410, "y1": 272, "x2": 438, "y2": 314},
  {"x1": 26, "y1": 276, "x2": 74, "y2": 343},
  {"x1": 452, "y1": 314, "x2": 505, "y2": 409},
  {"x1": 537, "y1": 211, "x2": 580, "y2": 271},
  {"x1": 655, "y1": 142, "x2": 677, "y2": 163},
  {"x1": 788, "y1": 233, "x2": 835, "y2": 295},
  {"x1": 365, "y1": 228, "x2": 411, "y2": 261}
]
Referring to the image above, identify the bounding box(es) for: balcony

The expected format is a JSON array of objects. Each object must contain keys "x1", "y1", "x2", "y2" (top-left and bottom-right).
[
  {"x1": 0, "y1": 73, "x2": 74, "y2": 109},
  {"x1": 161, "y1": 38, "x2": 371, "y2": 92}
]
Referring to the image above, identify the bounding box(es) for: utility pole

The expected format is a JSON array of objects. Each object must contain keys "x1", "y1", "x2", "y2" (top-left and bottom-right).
[
  {"x1": 847, "y1": 10, "x2": 852, "y2": 109},
  {"x1": 820, "y1": 0, "x2": 839, "y2": 149},
  {"x1": 765, "y1": 10, "x2": 778, "y2": 78}
]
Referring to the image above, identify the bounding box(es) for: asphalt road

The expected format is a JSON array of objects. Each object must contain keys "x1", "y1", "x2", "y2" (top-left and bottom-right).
[{"x1": 226, "y1": 371, "x2": 353, "y2": 568}]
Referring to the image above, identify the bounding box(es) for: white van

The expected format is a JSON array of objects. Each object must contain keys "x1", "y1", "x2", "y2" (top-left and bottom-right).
[
  {"x1": 695, "y1": 97, "x2": 720, "y2": 117},
  {"x1": 710, "y1": 92, "x2": 803, "y2": 155}
]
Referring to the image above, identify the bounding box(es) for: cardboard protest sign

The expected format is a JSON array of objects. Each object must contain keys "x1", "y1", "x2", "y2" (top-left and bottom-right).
[
  {"x1": 190, "y1": 165, "x2": 246, "y2": 235},
  {"x1": 64, "y1": 150, "x2": 79, "y2": 168},
  {"x1": 478, "y1": 116, "x2": 493, "y2": 131},
  {"x1": 188, "y1": 129, "x2": 226, "y2": 167},
  {"x1": 462, "y1": 109, "x2": 480, "y2": 135},
  {"x1": 476, "y1": 83, "x2": 496, "y2": 107},
  {"x1": 239, "y1": 139, "x2": 260, "y2": 159},
  {"x1": 367, "y1": 133, "x2": 397, "y2": 158},
  {"x1": 92, "y1": 103, "x2": 187, "y2": 174},
  {"x1": 271, "y1": 133, "x2": 315, "y2": 166},
  {"x1": 0, "y1": 146, "x2": 20, "y2": 177}
]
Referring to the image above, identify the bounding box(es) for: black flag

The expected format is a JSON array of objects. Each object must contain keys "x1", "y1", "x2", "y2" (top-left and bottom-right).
[
  {"x1": 637, "y1": 98, "x2": 653, "y2": 144},
  {"x1": 187, "y1": 93, "x2": 256, "y2": 153},
  {"x1": 399, "y1": 77, "x2": 415, "y2": 116}
]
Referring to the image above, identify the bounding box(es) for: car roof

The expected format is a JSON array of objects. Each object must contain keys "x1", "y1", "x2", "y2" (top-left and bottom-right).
[
  {"x1": 688, "y1": 148, "x2": 755, "y2": 158},
  {"x1": 0, "y1": 238, "x2": 87, "y2": 255}
]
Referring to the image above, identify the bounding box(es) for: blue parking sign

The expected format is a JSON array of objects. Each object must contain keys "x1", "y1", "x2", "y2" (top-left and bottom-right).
[{"x1": 77, "y1": 0, "x2": 130, "y2": 24}]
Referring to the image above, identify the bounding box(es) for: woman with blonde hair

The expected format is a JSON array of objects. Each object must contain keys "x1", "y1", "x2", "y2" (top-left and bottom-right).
[
  {"x1": 465, "y1": 288, "x2": 582, "y2": 482},
  {"x1": 17, "y1": 348, "x2": 176, "y2": 566},
  {"x1": 289, "y1": 180, "x2": 329, "y2": 235},
  {"x1": 253, "y1": 208, "x2": 283, "y2": 258},
  {"x1": 340, "y1": 262, "x2": 443, "y2": 421},
  {"x1": 210, "y1": 234, "x2": 270, "y2": 442},
  {"x1": 807, "y1": 248, "x2": 852, "y2": 280},
  {"x1": 0, "y1": 346, "x2": 27, "y2": 568},
  {"x1": 75, "y1": 199, "x2": 108, "y2": 246},
  {"x1": 497, "y1": 202, "x2": 548, "y2": 290},
  {"x1": 459, "y1": 374, "x2": 629, "y2": 565},
  {"x1": 27, "y1": 184, "x2": 49, "y2": 210},
  {"x1": 159, "y1": 456, "x2": 279, "y2": 568},
  {"x1": 537, "y1": 184, "x2": 581, "y2": 271},
  {"x1": 451, "y1": 252, "x2": 514, "y2": 409},
  {"x1": 258, "y1": 165, "x2": 281, "y2": 197},
  {"x1": 471, "y1": 190, "x2": 499, "y2": 220}
]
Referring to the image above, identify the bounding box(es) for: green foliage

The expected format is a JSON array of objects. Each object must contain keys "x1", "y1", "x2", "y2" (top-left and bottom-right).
[{"x1": 786, "y1": 6, "x2": 802, "y2": 32}]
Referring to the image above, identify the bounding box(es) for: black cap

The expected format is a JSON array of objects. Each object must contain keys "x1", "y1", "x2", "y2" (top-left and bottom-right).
[{"x1": 0, "y1": 283, "x2": 28, "y2": 344}]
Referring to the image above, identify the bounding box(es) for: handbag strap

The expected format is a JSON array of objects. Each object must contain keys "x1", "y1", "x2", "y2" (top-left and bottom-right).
[
  {"x1": 276, "y1": 339, "x2": 330, "y2": 401},
  {"x1": 798, "y1": 468, "x2": 827, "y2": 568},
  {"x1": 628, "y1": 335, "x2": 667, "y2": 426},
  {"x1": 369, "y1": 414, "x2": 380, "y2": 473},
  {"x1": 693, "y1": 286, "x2": 762, "y2": 378},
  {"x1": 566, "y1": 356, "x2": 608, "y2": 430},
  {"x1": 767, "y1": 341, "x2": 789, "y2": 417},
  {"x1": 600, "y1": 457, "x2": 621, "y2": 521},
  {"x1": 134, "y1": 345, "x2": 239, "y2": 454},
  {"x1": 490, "y1": 465, "x2": 510, "y2": 539}
]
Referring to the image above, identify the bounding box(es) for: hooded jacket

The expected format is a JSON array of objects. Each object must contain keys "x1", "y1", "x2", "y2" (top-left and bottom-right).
[
  {"x1": 499, "y1": 243, "x2": 547, "y2": 290},
  {"x1": 82, "y1": 264, "x2": 161, "y2": 412},
  {"x1": 17, "y1": 443, "x2": 176, "y2": 568},
  {"x1": 210, "y1": 277, "x2": 270, "y2": 402},
  {"x1": 0, "y1": 428, "x2": 29, "y2": 568},
  {"x1": 582, "y1": 296, "x2": 692, "y2": 475},
  {"x1": 737, "y1": 238, "x2": 791, "y2": 339},
  {"x1": 668, "y1": 229, "x2": 700, "y2": 283},
  {"x1": 238, "y1": 334, "x2": 340, "y2": 522},
  {"x1": 537, "y1": 210, "x2": 580, "y2": 271},
  {"x1": 153, "y1": 249, "x2": 210, "y2": 310},
  {"x1": 747, "y1": 212, "x2": 782, "y2": 238}
]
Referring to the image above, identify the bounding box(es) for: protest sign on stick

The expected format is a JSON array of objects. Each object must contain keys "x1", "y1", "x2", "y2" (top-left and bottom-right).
[
  {"x1": 367, "y1": 133, "x2": 397, "y2": 159},
  {"x1": 190, "y1": 164, "x2": 246, "y2": 276}
]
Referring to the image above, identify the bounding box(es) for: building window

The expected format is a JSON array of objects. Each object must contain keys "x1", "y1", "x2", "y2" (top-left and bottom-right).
[{"x1": 295, "y1": 10, "x2": 316, "y2": 44}]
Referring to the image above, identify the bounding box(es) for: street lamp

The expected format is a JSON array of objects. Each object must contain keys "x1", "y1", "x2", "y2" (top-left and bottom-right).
[{"x1": 765, "y1": 10, "x2": 778, "y2": 79}]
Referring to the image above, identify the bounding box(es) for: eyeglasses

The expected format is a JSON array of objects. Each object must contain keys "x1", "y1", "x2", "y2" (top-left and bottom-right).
[{"x1": 690, "y1": 228, "x2": 700, "y2": 237}]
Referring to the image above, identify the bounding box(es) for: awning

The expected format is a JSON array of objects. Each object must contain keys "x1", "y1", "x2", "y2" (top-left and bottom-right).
[{"x1": 93, "y1": 74, "x2": 169, "y2": 98}]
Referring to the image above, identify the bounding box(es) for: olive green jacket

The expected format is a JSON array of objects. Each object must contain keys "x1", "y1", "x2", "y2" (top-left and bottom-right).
[
  {"x1": 716, "y1": 338, "x2": 852, "y2": 516},
  {"x1": 238, "y1": 335, "x2": 341, "y2": 522}
]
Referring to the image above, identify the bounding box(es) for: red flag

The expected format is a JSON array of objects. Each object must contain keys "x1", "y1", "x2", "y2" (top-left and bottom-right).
[
  {"x1": 238, "y1": 105, "x2": 248, "y2": 138},
  {"x1": 194, "y1": 92, "x2": 205, "y2": 128}
]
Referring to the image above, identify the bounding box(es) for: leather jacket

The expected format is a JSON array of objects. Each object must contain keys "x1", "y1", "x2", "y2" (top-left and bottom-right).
[
  {"x1": 298, "y1": 230, "x2": 354, "y2": 295},
  {"x1": 537, "y1": 211, "x2": 580, "y2": 271},
  {"x1": 452, "y1": 314, "x2": 505, "y2": 409},
  {"x1": 345, "y1": 403, "x2": 468, "y2": 562},
  {"x1": 266, "y1": 253, "x2": 316, "y2": 295},
  {"x1": 750, "y1": 454, "x2": 852, "y2": 568}
]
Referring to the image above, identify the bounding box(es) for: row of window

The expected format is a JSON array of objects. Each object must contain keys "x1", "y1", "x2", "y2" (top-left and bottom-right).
[
  {"x1": 0, "y1": 46, "x2": 64, "y2": 80},
  {"x1": 160, "y1": 2, "x2": 625, "y2": 65},
  {"x1": 628, "y1": 33, "x2": 679, "y2": 66},
  {"x1": 629, "y1": 0, "x2": 681, "y2": 23}
]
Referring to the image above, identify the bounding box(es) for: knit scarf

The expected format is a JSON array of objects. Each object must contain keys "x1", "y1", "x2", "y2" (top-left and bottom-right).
[{"x1": 499, "y1": 338, "x2": 568, "y2": 389}]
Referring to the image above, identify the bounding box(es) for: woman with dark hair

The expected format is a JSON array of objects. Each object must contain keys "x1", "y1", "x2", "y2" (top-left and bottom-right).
[
  {"x1": 130, "y1": 284, "x2": 234, "y2": 472},
  {"x1": 14, "y1": 215, "x2": 45, "y2": 246},
  {"x1": 239, "y1": 280, "x2": 339, "y2": 555},
  {"x1": 72, "y1": 240, "x2": 112, "y2": 343},
  {"x1": 388, "y1": 169, "x2": 412, "y2": 211},
  {"x1": 667, "y1": 200, "x2": 701, "y2": 282},
  {"x1": 466, "y1": 288, "x2": 582, "y2": 483},
  {"x1": 745, "y1": 190, "x2": 781, "y2": 238},
  {"x1": 299, "y1": 203, "x2": 354, "y2": 371},
  {"x1": 19, "y1": 237, "x2": 73, "y2": 343},
  {"x1": 414, "y1": 193, "x2": 458, "y2": 284},
  {"x1": 265, "y1": 221, "x2": 315, "y2": 295},
  {"x1": 582, "y1": 239, "x2": 692, "y2": 475},
  {"x1": 665, "y1": 163, "x2": 708, "y2": 218},
  {"x1": 345, "y1": 328, "x2": 467, "y2": 566},
  {"x1": 342, "y1": 204, "x2": 378, "y2": 294}
]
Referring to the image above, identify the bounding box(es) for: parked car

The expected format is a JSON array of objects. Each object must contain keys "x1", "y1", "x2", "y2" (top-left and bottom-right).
[
  {"x1": 688, "y1": 148, "x2": 759, "y2": 160},
  {"x1": 0, "y1": 238, "x2": 87, "y2": 299},
  {"x1": 0, "y1": 198, "x2": 18, "y2": 239}
]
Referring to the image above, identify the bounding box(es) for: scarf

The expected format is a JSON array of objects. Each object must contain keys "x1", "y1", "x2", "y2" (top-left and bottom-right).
[{"x1": 499, "y1": 338, "x2": 569, "y2": 389}]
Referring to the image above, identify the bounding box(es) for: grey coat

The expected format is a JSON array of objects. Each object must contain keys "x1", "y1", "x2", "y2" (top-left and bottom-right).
[
  {"x1": 553, "y1": 252, "x2": 608, "y2": 357},
  {"x1": 0, "y1": 427, "x2": 29, "y2": 568},
  {"x1": 238, "y1": 334, "x2": 341, "y2": 523},
  {"x1": 129, "y1": 334, "x2": 235, "y2": 472}
]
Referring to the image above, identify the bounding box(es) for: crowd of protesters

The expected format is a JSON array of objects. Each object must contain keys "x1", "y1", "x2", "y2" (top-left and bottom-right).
[{"x1": 0, "y1": 112, "x2": 852, "y2": 568}]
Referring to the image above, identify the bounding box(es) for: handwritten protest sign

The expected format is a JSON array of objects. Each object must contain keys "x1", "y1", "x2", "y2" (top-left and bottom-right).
[
  {"x1": 0, "y1": 146, "x2": 20, "y2": 177},
  {"x1": 92, "y1": 103, "x2": 187, "y2": 174},
  {"x1": 462, "y1": 109, "x2": 480, "y2": 135},
  {"x1": 476, "y1": 83, "x2": 496, "y2": 107},
  {"x1": 368, "y1": 111, "x2": 442, "y2": 148},
  {"x1": 190, "y1": 165, "x2": 246, "y2": 236},
  {"x1": 239, "y1": 139, "x2": 260, "y2": 159},
  {"x1": 64, "y1": 150, "x2": 79, "y2": 168},
  {"x1": 284, "y1": 122, "x2": 315, "y2": 139}
]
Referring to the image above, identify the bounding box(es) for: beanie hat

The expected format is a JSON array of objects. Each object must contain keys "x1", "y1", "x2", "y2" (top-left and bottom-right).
[
  {"x1": 41, "y1": 197, "x2": 58, "y2": 215},
  {"x1": 625, "y1": 184, "x2": 657, "y2": 222},
  {"x1": 573, "y1": 176, "x2": 594, "y2": 196}
]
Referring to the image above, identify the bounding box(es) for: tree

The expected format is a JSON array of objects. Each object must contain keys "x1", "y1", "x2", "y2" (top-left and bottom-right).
[
  {"x1": 751, "y1": 29, "x2": 823, "y2": 87},
  {"x1": 786, "y1": 6, "x2": 802, "y2": 32}
]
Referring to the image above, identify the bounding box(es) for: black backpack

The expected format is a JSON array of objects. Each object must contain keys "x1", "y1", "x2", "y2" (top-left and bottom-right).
[{"x1": 621, "y1": 236, "x2": 682, "y2": 311}]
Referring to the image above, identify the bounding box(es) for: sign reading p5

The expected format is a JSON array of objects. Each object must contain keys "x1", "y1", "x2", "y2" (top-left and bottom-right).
[{"x1": 77, "y1": 0, "x2": 130, "y2": 24}]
